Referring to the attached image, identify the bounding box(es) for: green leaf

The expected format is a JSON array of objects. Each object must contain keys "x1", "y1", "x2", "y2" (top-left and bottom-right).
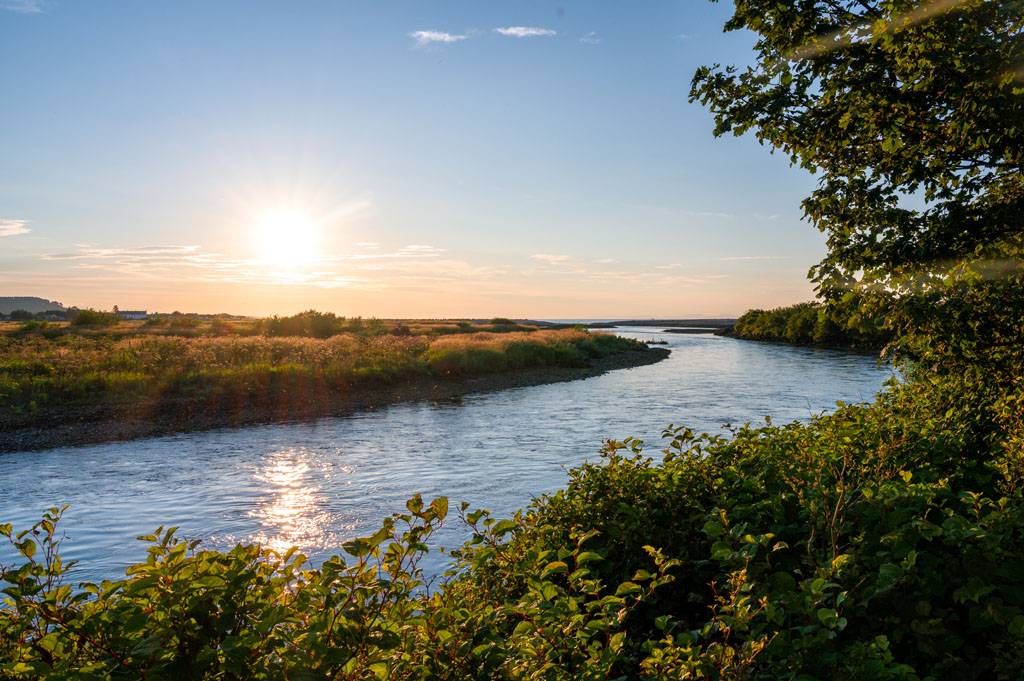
[
  {"x1": 342, "y1": 538, "x2": 372, "y2": 558},
  {"x1": 614, "y1": 581, "x2": 642, "y2": 597},
  {"x1": 702, "y1": 520, "x2": 725, "y2": 537},
  {"x1": 491, "y1": 519, "x2": 517, "y2": 536},
  {"x1": 131, "y1": 634, "x2": 162, "y2": 657},
  {"x1": 430, "y1": 497, "x2": 449, "y2": 520},
  {"x1": 540, "y1": 561, "x2": 568, "y2": 579}
]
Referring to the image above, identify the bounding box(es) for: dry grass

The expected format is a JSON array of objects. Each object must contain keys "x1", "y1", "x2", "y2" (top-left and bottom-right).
[{"x1": 0, "y1": 327, "x2": 641, "y2": 413}]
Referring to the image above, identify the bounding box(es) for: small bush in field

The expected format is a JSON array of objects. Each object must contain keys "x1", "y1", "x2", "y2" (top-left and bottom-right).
[
  {"x1": 169, "y1": 315, "x2": 201, "y2": 329},
  {"x1": 70, "y1": 309, "x2": 121, "y2": 327}
]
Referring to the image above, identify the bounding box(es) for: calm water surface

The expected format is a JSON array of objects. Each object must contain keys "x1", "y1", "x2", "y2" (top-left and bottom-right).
[{"x1": 0, "y1": 330, "x2": 894, "y2": 582}]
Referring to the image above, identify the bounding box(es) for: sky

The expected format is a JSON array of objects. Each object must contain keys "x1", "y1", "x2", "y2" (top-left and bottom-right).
[{"x1": 0, "y1": 0, "x2": 826, "y2": 318}]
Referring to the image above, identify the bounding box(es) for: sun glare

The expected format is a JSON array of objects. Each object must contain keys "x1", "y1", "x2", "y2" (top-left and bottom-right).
[{"x1": 254, "y1": 210, "x2": 319, "y2": 268}]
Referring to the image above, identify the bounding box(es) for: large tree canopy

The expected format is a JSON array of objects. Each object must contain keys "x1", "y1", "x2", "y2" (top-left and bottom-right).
[{"x1": 691, "y1": 0, "x2": 1024, "y2": 299}]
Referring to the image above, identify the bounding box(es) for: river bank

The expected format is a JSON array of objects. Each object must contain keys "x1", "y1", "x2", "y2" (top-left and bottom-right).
[{"x1": 0, "y1": 346, "x2": 667, "y2": 453}]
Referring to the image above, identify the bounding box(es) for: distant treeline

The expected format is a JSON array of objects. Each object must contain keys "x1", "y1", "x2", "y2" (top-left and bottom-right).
[
  {"x1": 726, "y1": 300, "x2": 891, "y2": 349},
  {"x1": 256, "y1": 311, "x2": 531, "y2": 339}
]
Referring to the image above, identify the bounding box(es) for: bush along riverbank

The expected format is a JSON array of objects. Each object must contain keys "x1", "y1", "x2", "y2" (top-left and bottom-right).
[
  {"x1": 0, "y1": 326, "x2": 664, "y2": 452},
  {"x1": 721, "y1": 300, "x2": 892, "y2": 350},
  {"x1": 2, "y1": 360, "x2": 1023, "y2": 678}
]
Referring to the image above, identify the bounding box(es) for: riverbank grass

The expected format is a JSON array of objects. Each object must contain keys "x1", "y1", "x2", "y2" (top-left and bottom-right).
[{"x1": 0, "y1": 319, "x2": 657, "y2": 450}]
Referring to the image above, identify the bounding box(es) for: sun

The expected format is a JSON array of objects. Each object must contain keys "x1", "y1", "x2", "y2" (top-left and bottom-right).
[{"x1": 254, "y1": 210, "x2": 319, "y2": 268}]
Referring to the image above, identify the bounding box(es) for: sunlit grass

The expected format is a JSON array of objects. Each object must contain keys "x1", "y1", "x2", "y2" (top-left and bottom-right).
[{"x1": 0, "y1": 324, "x2": 643, "y2": 414}]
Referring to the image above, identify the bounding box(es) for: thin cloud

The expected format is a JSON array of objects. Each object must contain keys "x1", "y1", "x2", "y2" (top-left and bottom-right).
[
  {"x1": 409, "y1": 30, "x2": 466, "y2": 47},
  {"x1": 656, "y1": 263, "x2": 683, "y2": 269},
  {"x1": 679, "y1": 209, "x2": 736, "y2": 219},
  {"x1": 580, "y1": 32, "x2": 600, "y2": 45},
  {"x1": 720, "y1": 255, "x2": 791, "y2": 261},
  {"x1": 494, "y1": 26, "x2": 556, "y2": 38},
  {"x1": 1, "y1": 0, "x2": 43, "y2": 13},
  {"x1": 398, "y1": 244, "x2": 446, "y2": 255},
  {"x1": 595, "y1": 258, "x2": 617, "y2": 264},
  {"x1": 584, "y1": 270, "x2": 725, "y2": 287},
  {"x1": 0, "y1": 219, "x2": 30, "y2": 237},
  {"x1": 531, "y1": 254, "x2": 573, "y2": 265},
  {"x1": 41, "y1": 243, "x2": 456, "y2": 289}
]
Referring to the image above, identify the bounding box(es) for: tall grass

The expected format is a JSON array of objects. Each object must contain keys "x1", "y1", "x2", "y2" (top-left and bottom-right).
[{"x1": 0, "y1": 329, "x2": 643, "y2": 413}]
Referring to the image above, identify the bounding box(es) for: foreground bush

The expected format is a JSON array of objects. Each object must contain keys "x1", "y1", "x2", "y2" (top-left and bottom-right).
[{"x1": 3, "y1": 359, "x2": 1023, "y2": 679}]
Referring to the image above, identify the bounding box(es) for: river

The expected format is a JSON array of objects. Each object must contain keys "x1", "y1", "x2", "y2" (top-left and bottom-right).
[{"x1": 0, "y1": 329, "x2": 894, "y2": 582}]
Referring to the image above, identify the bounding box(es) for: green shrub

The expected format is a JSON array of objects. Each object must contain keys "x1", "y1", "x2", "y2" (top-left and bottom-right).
[
  {"x1": 71, "y1": 309, "x2": 121, "y2": 327},
  {"x1": 729, "y1": 301, "x2": 891, "y2": 349},
  {"x1": 169, "y1": 315, "x2": 201, "y2": 329},
  {"x1": 260, "y1": 310, "x2": 342, "y2": 338}
]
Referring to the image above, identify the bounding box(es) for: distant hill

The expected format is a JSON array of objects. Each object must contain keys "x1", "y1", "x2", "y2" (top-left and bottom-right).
[{"x1": 0, "y1": 297, "x2": 70, "y2": 314}]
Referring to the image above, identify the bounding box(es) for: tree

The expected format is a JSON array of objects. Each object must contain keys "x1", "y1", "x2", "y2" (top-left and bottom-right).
[{"x1": 691, "y1": 0, "x2": 1024, "y2": 366}]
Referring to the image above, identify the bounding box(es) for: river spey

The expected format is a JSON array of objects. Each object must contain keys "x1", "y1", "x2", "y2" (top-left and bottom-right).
[{"x1": 0, "y1": 328, "x2": 895, "y2": 582}]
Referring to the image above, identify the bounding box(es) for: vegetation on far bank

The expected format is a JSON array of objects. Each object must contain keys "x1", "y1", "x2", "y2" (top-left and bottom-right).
[
  {"x1": 724, "y1": 300, "x2": 892, "y2": 349},
  {"x1": 0, "y1": 317, "x2": 646, "y2": 418}
]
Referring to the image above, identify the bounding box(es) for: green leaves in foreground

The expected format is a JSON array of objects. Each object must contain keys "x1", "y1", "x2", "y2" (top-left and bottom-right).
[{"x1": 0, "y1": 493, "x2": 675, "y2": 680}]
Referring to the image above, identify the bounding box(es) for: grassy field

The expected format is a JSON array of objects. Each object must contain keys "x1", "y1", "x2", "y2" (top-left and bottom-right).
[{"x1": 0, "y1": 316, "x2": 650, "y2": 421}]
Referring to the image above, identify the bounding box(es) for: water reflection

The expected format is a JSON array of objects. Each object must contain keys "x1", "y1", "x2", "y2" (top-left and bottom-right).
[{"x1": 249, "y1": 452, "x2": 321, "y2": 554}]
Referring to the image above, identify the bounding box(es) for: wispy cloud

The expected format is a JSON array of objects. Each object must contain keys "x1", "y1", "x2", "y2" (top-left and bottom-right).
[
  {"x1": 494, "y1": 26, "x2": 556, "y2": 38},
  {"x1": 720, "y1": 255, "x2": 791, "y2": 261},
  {"x1": 399, "y1": 244, "x2": 446, "y2": 254},
  {"x1": 41, "y1": 243, "x2": 458, "y2": 289},
  {"x1": 531, "y1": 253, "x2": 573, "y2": 265},
  {"x1": 582, "y1": 270, "x2": 726, "y2": 287},
  {"x1": 409, "y1": 30, "x2": 466, "y2": 47},
  {"x1": 1, "y1": 0, "x2": 43, "y2": 13},
  {"x1": 580, "y1": 31, "x2": 600, "y2": 45},
  {"x1": 0, "y1": 219, "x2": 30, "y2": 237},
  {"x1": 681, "y1": 209, "x2": 736, "y2": 219},
  {"x1": 655, "y1": 263, "x2": 682, "y2": 269},
  {"x1": 595, "y1": 258, "x2": 617, "y2": 264}
]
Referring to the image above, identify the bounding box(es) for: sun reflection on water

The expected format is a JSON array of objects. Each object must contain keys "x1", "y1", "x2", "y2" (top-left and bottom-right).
[{"x1": 246, "y1": 450, "x2": 344, "y2": 555}]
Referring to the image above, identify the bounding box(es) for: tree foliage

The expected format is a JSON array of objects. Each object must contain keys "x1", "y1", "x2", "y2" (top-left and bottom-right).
[
  {"x1": 729, "y1": 299, "x2": 891, "y2": 347},
  {"x1": 691, "y1": 0, "x2": 1024, "y2": 296}
]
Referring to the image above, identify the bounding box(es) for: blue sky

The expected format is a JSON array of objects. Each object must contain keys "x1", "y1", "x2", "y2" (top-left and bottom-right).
[{"x1": 0, "y1": 0, "x2": 824, "y2": 317}]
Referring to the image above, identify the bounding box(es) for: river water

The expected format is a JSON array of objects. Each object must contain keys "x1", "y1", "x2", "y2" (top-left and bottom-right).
[{"x1": 0, "y1": 329, "x2": 894, "y2": 583}]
